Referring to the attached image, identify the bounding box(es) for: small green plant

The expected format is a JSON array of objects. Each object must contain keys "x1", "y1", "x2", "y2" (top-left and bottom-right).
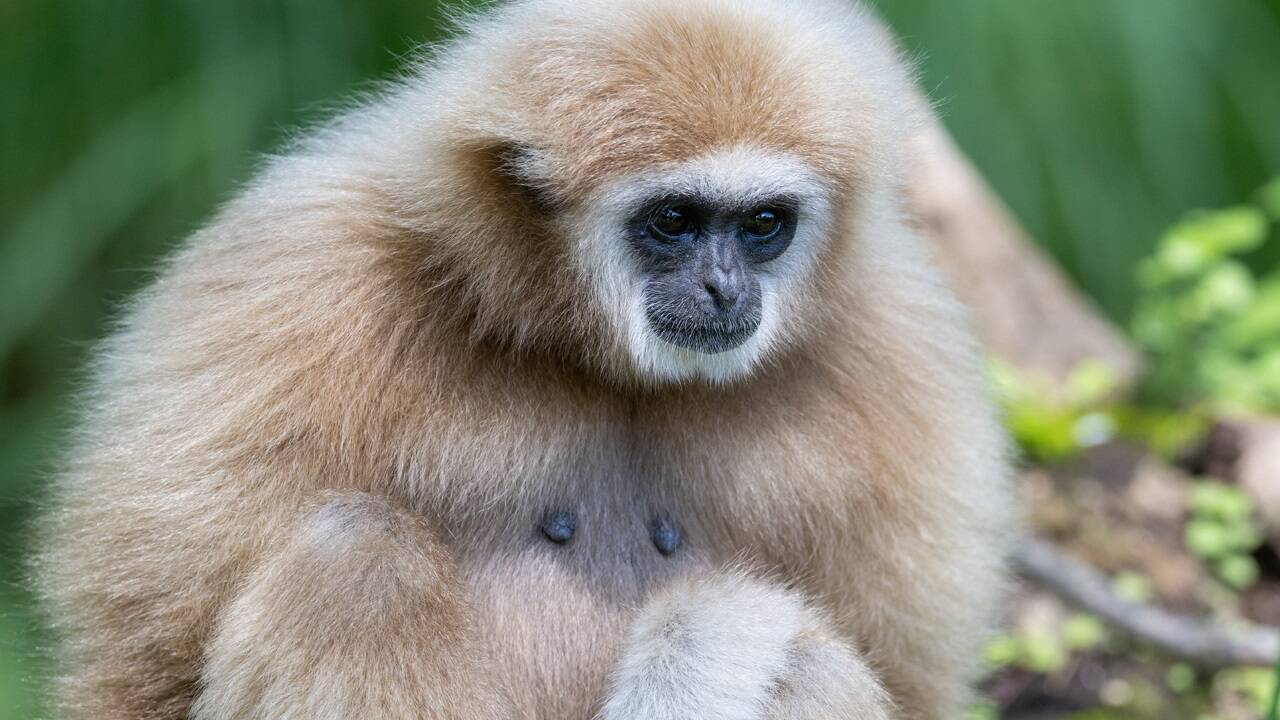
[
  {"x1": 963, "y1": 702, "x2": 999, "y2": 720},
  {"x1": 1133, "y1": 179, "x2": 1280, "y2": 414},
  {"x1": 1184, "y1": 480, "x2": 1263, "y2": 590},
  {"x1": 983, "y1": 613, "x2": 1107, "y2": 677},
  {"x1": 992, "y1": 357, "x2": 1209, "y2": 463},
  {"x1": 1268, "y1": 651, "x2": 1279, "y2": 720},
  {"x1": 1215, "y1": 666, "x2": 1278, "y2": 717},
  {"x1": 984, "y1": 629, "x2": 1067, "y2": 674},
  {"x1": 1112, "y1": 570, "x2": 1155, "y2": 604},
  {"x1": 990, "y1": 359, "x2": 1120, "y2": 463},
  {"x1": 1166, "y1": 663, "x2": 1198, "y2": 694}
]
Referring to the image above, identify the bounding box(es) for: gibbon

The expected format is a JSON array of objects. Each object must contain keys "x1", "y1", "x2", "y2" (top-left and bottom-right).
[{"x1": 37, "y1": 0, "x2": 1013, "y2": 718}]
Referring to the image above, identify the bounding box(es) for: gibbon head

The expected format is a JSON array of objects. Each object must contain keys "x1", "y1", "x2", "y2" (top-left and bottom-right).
[{"x1": 392, "y1": 0, "x2": 916, "y2": 385}]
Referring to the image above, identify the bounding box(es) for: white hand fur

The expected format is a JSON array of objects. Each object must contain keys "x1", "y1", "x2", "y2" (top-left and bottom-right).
[{"x1": 603, "y1": 570, "x2": 893, "y2": 720}]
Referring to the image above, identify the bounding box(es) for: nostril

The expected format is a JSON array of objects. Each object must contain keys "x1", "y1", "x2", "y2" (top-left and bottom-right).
[{"x1": 704, "y1": 279, "x2": 740, "y2": 312}]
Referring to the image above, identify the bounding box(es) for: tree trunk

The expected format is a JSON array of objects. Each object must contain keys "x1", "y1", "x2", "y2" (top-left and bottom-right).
[{"x1": 905, "y1": 113, "x2": 1142, "y2": 391}]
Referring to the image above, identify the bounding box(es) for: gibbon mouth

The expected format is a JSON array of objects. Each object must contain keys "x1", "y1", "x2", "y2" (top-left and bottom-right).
[{"x1": 647, "y1": 313, "x2": 761, "y2": 354}]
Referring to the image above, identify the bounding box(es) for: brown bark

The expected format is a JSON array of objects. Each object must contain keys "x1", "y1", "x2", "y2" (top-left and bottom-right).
[{"x1": 906, "y1": 114, "x2": 1142, "y2": 390}]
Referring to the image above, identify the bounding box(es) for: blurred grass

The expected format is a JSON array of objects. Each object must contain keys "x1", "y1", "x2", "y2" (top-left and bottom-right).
[
  {"x1": 1, "y1": 0, "x2": 1279, "y2": 716},
  {"x1": 875, "y1": 0, "x2": 1280, "y2": 320}
]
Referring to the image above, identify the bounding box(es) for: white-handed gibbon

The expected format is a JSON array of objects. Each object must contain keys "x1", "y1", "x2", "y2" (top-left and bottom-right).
[{"x1": 37, "y1": 0, "x2": 1013, "y2": 718}]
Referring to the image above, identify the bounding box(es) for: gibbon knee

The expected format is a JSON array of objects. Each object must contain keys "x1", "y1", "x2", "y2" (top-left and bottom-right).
[{"x1": 192, "y1": 493, "x2": 511, "y2": 720}]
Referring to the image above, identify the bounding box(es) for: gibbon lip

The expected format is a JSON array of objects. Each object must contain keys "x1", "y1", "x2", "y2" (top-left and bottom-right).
[{"x1": 647, "y1": 314, "x2": 761, "y2": 354}]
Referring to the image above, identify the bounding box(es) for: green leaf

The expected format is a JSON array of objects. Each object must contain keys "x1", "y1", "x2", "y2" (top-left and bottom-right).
[
  {"x1": 1267, "y1": 650, "x2": 1279, "y2": 720},
  {"x1": 1190, "y1": 261, "x2": 1255, "y2": 321},
  {"x1": 1218, "y1": 667, "x2": 1277, "y2": 715},
  {"x1": 1165, "y1": 663, "x2": 1197, "y2": 694},
  {"x1": 1188, "y1": 481, "x2": 1254, "y2": 521},
  {"x1": 1258, "y1": 177, "x2": 1280, "y2": 221},
  {"x1": 1221, "y1": 521, "x2": 1262, "y2": 552},
  {"x1": 1180, "y1": 206, "x2": 1269, "y2": 256},
  {"x1": 1113, "y1": 572, "x2": 1153, "y2": 604},
  {"x1": 1214, "y1": 555, "x2": 1260, "y2": 590},
  {"x1": 1063, "y1": 613, "x2": 1106, "y2": 651},
  {"x1": 1068, "y1": 360, "x2": 1120, "y2": 405},
  {"x1": 1223, "y1": 278, "x2": 1280, "y2": 351},
  {"x1": 1185, "y1": 519, "x2": 1232, "y2": 559},
  {"x1": 1154, "y1": 230, "x2": 1214, "y2": 280},
  {"x1": 964, "y1": 703, "x2": 999, "y2": 720},
  {"x1": 1020, "y1": 631, "x2": 1068, "y2": 674},
  {"x1": 983, "y1": 634, "x2": 1021, "y2": 668}
]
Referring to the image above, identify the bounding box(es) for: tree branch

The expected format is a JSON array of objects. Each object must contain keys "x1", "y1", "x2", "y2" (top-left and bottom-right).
[{"x1": 1016, "y1": 537, "x2": 1280, "y2": 670}]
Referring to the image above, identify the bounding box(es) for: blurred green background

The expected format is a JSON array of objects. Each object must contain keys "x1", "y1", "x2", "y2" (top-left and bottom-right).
[{"x1": 2, "y1": 1, "x2": 1279, "y2": 717}]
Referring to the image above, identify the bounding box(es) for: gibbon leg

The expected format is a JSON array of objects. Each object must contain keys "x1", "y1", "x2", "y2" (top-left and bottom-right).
[
  {"x1": 601, "y1": 570, "x2": 892, "y2": 720},
  {"x1": 763, "y1": 627, "x2": 894, "y2": 720},
  {"x1": 190, "y1": 492, "x2": 511, "y2": 720}
]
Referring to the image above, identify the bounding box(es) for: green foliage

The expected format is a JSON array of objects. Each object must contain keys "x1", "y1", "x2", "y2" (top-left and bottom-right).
[
  {"x1": 1269, "y1": 650, "x2": 1280, "y2": 720},
  {"x1": 1112, "y1": 571, "x2": 1154, "y2": 605},
  {"x1": 990, "y1": 359, "x2": 1121, "y2": 462},
  {"x1": 876, "y1": 0, "x2": 1280, "y2": 323},
  {"x1": 964, "y1": 702, "x2": 999, "y2": 720},
  {"x1": 1184, "y1": 479, "x2": 1264, "y2": 590},
  {"x1": 998, "y1": 179, "x2": 1280, "y2": 465},
  {"x1": 993, "y1": 356, "x2": 1209, "y2": 463},
  {"x1": 1133, "y1": 184, "x2": 1280, "y2": 414},
  {"x1": 983, "y1": 613, "x2": 1107, "y2": 676},
  {"x1": 1260, "y1": 178, "x2": 1280, "y2": 221},
  {"x1": 1063, "y1": 614, "x2": 1106, "y2": 652},
  {"x1": 1167, "y1": 663, "x2": 1198, "y2": 694},
  {"x1": 1108, "y1": 404, "x2": 1212, "y2": 460},
  {"x1": 1215, "y1": 666, "x2": 1278, "y2": 716}
]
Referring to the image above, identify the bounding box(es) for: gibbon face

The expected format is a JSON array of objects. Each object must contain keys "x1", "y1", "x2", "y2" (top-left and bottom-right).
[
  {"x1": 573, "y1": 148, "x2": 835, "y2": 383},
  {"x1": 412, "y1": 0, "x2": 908, "y2": 383}
]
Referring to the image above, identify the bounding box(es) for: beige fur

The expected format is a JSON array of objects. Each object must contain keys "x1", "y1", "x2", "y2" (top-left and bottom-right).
[{"x1": 36, "y1": 0, "x2": 1013, "y2": 718}]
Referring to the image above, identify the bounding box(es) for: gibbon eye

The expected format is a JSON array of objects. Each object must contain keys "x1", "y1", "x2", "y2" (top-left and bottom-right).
[
  {"x1": 741, "y1": 208, "x2": 783, "y2": 240},
  {"x1": 648, "y1": 205, "x2": 695, "y2": 240}
]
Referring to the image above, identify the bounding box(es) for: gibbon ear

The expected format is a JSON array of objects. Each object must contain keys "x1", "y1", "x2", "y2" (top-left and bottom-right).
[{"x1": 488, "y1": 141, "x2": 564, "y2": 214}]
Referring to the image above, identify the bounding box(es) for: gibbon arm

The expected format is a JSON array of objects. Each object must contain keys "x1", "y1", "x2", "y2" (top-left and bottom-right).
[
  {"x1": 190, "y1": 492, "x2": 513, "y2": 720},
  {"x1": 188, "y1": 493, "x2": 891, "y2": 719}
]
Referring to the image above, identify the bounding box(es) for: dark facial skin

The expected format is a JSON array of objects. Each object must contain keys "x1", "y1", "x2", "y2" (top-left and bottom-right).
[{"x1": 627, "y1": 195, "x2": 797, "y2": 354}]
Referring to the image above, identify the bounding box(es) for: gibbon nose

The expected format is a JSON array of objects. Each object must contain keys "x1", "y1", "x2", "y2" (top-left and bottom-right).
[
  {"x1": 703, "y1": 266, "x2": 745, "y2": 312},
  {"x1": 700, "y1": 239, "x2": 748, "y2": 313}
]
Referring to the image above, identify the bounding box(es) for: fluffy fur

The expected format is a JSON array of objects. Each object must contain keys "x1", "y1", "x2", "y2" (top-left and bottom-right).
[
  {"x1": 36, "y1": 0, "x2": 1013, "y2": 718},
  {"x1": 600, "y1": 570, "x2": 892, "y2": 720}
]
